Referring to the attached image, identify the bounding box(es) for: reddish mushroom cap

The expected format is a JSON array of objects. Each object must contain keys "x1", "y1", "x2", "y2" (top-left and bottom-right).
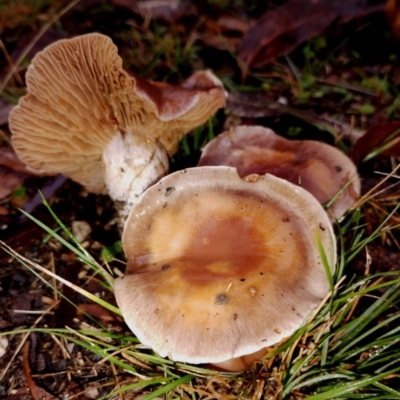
[
  {"x1": 114, "y1": 166, "x2": 336, "y2": 370},
  {"x1": 198, "y1": 125, "x2": 360, "y2": 219}
]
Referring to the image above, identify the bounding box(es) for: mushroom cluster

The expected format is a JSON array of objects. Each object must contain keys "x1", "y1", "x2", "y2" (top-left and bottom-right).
[
  {"x1": 199, "y1": 125, "x2": 360, "y2": 220},
  {"x1": 9, "y1": 33, "x2": 226, "y2": 224},
  {"x1": 115, "y1": 166, "x2": 336, "y2": 371},
  {"x1": 9, "y1": 33, "x2": 340, "y2": 371}
]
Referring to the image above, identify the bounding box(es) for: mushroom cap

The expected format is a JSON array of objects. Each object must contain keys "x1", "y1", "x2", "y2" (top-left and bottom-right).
[
  {"x1": 9, "y1": 33, "x2": 225, "y2": 193},
  {"x1": 198, "y1": 125, "x2": 360, "y2": 219},
  {"x1": 115, "y1": 166, "x2": 336, "y2": 366}
]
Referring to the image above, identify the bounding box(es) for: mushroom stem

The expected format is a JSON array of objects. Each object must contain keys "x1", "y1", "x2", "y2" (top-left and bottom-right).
[{"x1": 103, "y1": 131, "x2": 169, "y2": 227}]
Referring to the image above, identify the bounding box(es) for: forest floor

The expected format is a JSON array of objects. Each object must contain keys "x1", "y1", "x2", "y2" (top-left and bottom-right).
[{"x1": 1, "y1": 0, "x2": 400, "y2": 399}]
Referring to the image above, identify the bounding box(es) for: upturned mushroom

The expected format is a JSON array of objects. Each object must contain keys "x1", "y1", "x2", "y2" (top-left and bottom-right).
[
  {"x1": 198, "y1": 125, "x2": 360, "y2": 220},
  {"x1": 9, "y1": 33, "x2": 226, "y2": 224},
  {"x1": 115, "y1": 166, "x2": 336, "y2": 371}
]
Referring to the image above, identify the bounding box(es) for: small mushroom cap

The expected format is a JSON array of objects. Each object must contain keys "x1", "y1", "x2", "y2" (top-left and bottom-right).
[
  {"x1": 198, "y1": 125, "x2": 360, "y2": 219},
  {"x1": 115, "y1": 166, "x2": 336, "y2": 367},
  {"x1": 9, "y1": 33, "x2": 225, "y2": 193}
]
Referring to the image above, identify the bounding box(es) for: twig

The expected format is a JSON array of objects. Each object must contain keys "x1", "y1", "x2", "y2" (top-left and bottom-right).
[{"x1": 0, "y1": 39, "x2": 23, "y2": 86}]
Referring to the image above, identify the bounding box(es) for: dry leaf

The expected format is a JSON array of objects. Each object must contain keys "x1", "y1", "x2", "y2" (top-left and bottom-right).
[
  {"x1": 351, "y1": 121, "x2": 400, "y2": 163},
  {"x1": 238, "y1": 0, "x2": 385, "y2": 75}
]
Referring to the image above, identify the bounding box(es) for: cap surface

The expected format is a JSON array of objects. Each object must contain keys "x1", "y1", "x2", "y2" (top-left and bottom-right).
[
  {"x1": 10, "y1": 33, "x2": 225, "y2": 193},
  {"x1": 115, "y1": 166, "x2": 336, "y2": 365},
  {"x1": 198, "y1": 125, "x2": 360, "y2": 219}
]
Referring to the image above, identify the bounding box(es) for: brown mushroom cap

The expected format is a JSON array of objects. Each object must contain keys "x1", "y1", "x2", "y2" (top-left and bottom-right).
[
  {"x1": 198, "y1": 125, "x2": 360, "y2": 219},
  {"x1": 9, "y1": 33, "x2": 225, "y2": 194},
  {"x1": 115, "y1": 166, "x2": 336, "y2": 369}
]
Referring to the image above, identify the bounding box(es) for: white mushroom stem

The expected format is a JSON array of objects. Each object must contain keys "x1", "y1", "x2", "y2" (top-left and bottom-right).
[{"x1": 103, "y1": 132, "x2": 169, "y2": 226}]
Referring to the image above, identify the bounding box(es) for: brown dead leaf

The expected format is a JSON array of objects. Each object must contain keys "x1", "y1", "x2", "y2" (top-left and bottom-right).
[
  {"x1": 238, "y1": 0, "x2": 385, "y2": 75},
  {"x1": 351, "y1": 121, "x2": 400, "y2": 163}
]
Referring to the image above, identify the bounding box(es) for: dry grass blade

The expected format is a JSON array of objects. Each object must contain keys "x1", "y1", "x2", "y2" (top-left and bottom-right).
[
  {"x1": 350, "y1": 163, "x2": 400, "y2": 211},
  {"x1": 0, "y1": 39, "x2": 23, "y2": 87}
]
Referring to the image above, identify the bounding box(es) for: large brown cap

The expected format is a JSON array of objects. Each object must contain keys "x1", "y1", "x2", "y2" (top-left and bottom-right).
[
  {"x1": 115, "y1": 166, "x2": 336, "y2": 369},
  {"x1": 9, "y1": 33, "x2": 225, "y2": 193},
  {"x1": 198, "y1": 125, "x2": 360, "y2": 219}
]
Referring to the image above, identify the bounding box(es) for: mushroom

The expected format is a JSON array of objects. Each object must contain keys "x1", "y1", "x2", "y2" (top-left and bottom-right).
[
  {"x1": 9, "y1": 33, "x2": 226, "y2": 224},
  {"x1": 198, "y1": 125, "x2": 360, "y2": 220},
  {"x1": 114, "y1": 166, "x2": 336, "y2": 371}
]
